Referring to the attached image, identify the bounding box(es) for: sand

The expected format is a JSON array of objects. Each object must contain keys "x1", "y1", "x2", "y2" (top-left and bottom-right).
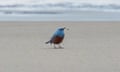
[{"x1": 0, "y1": 22, "x2": 120, "y2": 72}]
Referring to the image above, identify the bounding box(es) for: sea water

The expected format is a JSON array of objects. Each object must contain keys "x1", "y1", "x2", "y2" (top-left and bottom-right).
[{"x1": 0, "y1": 0, "x2": 120, "y2": 21}]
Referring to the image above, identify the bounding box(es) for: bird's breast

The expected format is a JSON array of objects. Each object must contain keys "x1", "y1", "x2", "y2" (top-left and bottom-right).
[{"x1": 52, "y1": 36, "x2": 64, "y2": 44}]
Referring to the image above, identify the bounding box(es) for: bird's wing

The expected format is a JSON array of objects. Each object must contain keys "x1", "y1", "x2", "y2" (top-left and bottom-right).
[{"x1": 50, "y1": 34, "x2": 57, "y2": 43}]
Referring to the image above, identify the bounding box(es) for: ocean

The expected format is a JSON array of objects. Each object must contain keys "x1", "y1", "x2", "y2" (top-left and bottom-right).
[{"x1": 0, "y1": 0, "x2": 120, "y2": 21}]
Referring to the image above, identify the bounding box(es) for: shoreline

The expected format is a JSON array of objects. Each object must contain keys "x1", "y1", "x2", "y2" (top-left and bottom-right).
[{"x1": 0, "y1": 10, "x2": 120, "y2": 21}]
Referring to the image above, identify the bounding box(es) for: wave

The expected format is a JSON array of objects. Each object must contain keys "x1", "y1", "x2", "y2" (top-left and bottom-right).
[{"x1": 0, "y1": 2, "x2": 120, "y2": 14}]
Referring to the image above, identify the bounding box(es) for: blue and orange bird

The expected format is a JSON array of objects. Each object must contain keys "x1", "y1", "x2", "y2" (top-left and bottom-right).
[{"x1": 46, "y1": 27, "x2": 68, "y2": 48}]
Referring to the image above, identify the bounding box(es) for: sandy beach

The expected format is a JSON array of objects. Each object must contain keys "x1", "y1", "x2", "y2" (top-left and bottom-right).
[{"x1": 0, "y1": 22, "x2": 120, "y2": 72}]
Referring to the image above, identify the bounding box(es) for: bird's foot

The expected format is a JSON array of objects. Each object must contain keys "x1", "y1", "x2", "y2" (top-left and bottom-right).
[
  {"x1": 53, "y1": 44, "x2": 64, "y2": 49},
  {"x1": 54, "y1": 45, "x2": 57, "y2": 49},
  {"x1": 58, "y1": 45, "x2": 64, "y2": 49}
]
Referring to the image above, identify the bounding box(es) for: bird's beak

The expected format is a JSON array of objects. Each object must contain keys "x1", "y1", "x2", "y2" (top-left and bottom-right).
[{"x1": 63, "y1": 27, "x2": 69, "y2": 30}]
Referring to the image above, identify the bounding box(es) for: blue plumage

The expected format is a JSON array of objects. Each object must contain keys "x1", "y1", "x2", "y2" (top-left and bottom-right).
[{"x1": 54, "y1": 28, "x2": 65, "y2": 37}]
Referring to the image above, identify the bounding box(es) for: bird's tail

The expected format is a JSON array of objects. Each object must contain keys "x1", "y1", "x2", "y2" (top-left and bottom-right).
[{"x1": 45, "y1": 41, "x2": 50, "y2": 44}]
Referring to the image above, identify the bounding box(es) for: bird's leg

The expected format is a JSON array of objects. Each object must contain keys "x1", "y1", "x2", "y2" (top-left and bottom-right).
[
  {"x1": 54, "y1": 44, "x2": 57, "y2": 49},
  {"x1": 58, "y1": 44, "x2": 64, "y2": 48}
]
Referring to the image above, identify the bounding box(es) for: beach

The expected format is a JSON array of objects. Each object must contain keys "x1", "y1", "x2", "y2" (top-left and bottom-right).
[{"x1": 0, "y1": 22, "x2": 120, "y2": 72}]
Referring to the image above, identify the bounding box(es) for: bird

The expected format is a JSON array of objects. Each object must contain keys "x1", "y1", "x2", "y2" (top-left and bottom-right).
[{"x1": 45, "y1": 27, "x2": 67, "y2": 48}]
